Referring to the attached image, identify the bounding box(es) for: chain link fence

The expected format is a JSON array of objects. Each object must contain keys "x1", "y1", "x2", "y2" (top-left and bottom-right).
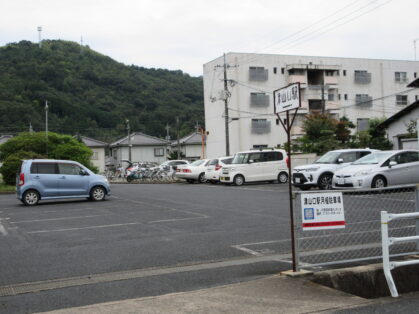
[{"x1": 293, "y1": 185, "x2": 419, "y2": 270}]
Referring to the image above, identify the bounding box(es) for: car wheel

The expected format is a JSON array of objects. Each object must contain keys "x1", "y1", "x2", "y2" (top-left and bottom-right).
[
  {"x1": 22, "y1": 190, "x2": 40, "y2": 206},
  {"x1": 318, "y1": 174, "x2": 333, "y2": 190},
  {"x1": 90, "y1": 186, "x2": 106, "y2": 201},
  {"x1": 299, "y1": 186, "x2": 311, "y2": 191},
  {"x1": 233, "y1": 175, "x2": 245, "y2": 186},
  {"x1": 198, "y1": 173, "x2": 206, "y2": 183},
  {"x1": 278, "y1": 172, "x2": 288, "y2": 184},
  {"x1": 126, "y1": 176, "x2": 133, "y2": 183},
  {"x1": 371, "y1": 176, "x2": 387, "y2": 189}
]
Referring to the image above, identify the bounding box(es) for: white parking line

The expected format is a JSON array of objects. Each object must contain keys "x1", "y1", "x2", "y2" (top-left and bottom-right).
[
  {"x1": 11, "y1": 215, "x2": 105, "y2": 224},
  {"x1": 149, "y1": 216, "x2": 208, "y2": 224},
  {"x1": 27, "y1": 222, "x2": 145, "y2": 234},
  {"x1": 0, "y1": 220, "x2": 8, "y2": 236}
]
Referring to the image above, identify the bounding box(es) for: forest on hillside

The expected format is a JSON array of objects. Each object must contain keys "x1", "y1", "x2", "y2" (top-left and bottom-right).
[{"x1": 0, "y1": 40, "x2": 204, "y2": 142}]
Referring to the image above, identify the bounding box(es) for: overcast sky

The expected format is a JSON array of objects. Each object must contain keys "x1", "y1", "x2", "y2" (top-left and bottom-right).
[{"x1": 1, "y1": 0, "x2": 418, "y2": 76}]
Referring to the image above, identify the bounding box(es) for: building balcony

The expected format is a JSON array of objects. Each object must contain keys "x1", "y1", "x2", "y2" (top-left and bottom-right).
[
  {"x1": 287, "y1": 74, "x2": 307, "y2": 87},
  {"x1": 324, "y1": 76, "x2": 339, "y2": 86}
]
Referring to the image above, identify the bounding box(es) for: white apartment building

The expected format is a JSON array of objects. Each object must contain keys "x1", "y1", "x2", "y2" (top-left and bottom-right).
[{"x1": 203, "y1": 53, "x2": 419, "y2": 158}]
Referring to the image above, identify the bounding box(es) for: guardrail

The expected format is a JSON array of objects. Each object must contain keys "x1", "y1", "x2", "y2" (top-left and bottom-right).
[{"x1": 381, "y1": 210, "x2": 419, "y2": 297}]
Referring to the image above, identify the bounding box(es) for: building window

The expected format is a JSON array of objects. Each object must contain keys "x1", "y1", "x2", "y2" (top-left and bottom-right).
[
  {"x1": 328, "y1": 93, "x2": 335, "y2": 101},
  {"x1": 288, "y1": 69, "x2": 305, "y2": 75},
  {"x1": 273, "y1": 67, "x2": 277, "y2": 74},
  {"x1": 251, "y1": 119, "x2": 271, "y2": 134},
  {"x1": 281, "y1": 67, "x2": 285, "y2": 74},
  {"x1": 249, "y1": 66, "x2": 268, "y2": 81},
  {"x1": 344, "y1": 94, "x2": 348, "y2": 100},
  {"x1": 91, "y1": 152, "x2": 99, "y2": 160},
  {"x1": 396, "y1": 95, "x2": 408, "y2": 105},
  {"x1": 354, "y1": 70, "x2": 371, "y2": 84},
  {"x1": 343, "y1": 70, "x2": 346, "y2": 76},
  {"x1": 357, "y1": 118, "x2": 369, "y2": 132},
  {"x1": 325, "y1": 70, "x2": 335, "y2": 76},
  {"x1": 415, "y1": 72, "x2": 417, "y2": 78},
  {"x1": 395, "y1": 72, "x2": 407, "y2": 82},
  {"x1": 250, "y1": 93, "x2": 269, "y2": 107},
  {"x1": 355, "y1": 94, "x2": 373, "y2": 106},
  {"x1": 154, "y1": 148, "x2": 164, "y2": 157},
  {"x1": 338, "y1": 94, "x2": 341, "y2": 100}
]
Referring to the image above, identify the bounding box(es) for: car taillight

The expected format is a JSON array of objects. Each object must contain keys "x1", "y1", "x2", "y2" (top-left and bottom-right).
[
  {"x1": 127, "y1": 167, "x2": 132, "y2": 171},
  {"x1": 183, "y1": 169, "x2": 191, "y2": 173},
  {"x1": 215, "y1": 165, "x2": 222, "y2": 171},
  {"x1": 286, "y1": 157, "x2": 290, "y2": 168},
  {"x1": 19, "y1": 173, "x2": 24, "y2": 186}
]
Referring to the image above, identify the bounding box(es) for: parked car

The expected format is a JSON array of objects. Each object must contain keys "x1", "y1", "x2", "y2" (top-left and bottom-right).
[
  {"x1": 175, "y1": 159, "x2": 211, "y2": 183},
  {"x1": 16, "y1": 159, "x2": 111, "y2": 206},
  {"x1": 159, "y1": 160, "x2": 189, "y2": 173},
  {"x1": 292, "y1": 149, "x2": 377, "y2": 190},
  {"x1": 204, "y1": 156, "x2": 233, "y2": 184},
  {"x1": 220, "y1": 149, "x2": 288, "y2": 186},
  {"x1": 332, "y1": 150, "x2": 419, "y2": 189}
]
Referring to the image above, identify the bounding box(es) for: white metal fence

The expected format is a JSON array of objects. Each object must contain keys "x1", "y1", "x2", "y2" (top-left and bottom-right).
[
  {"x1": 293, "y1": 185, "x2": 419, "y2": 270},
  {"x1": 381, "y1": 210, "x2": 419, "y2": 297}
]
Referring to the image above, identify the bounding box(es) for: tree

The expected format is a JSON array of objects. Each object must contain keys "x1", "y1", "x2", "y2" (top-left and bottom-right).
[
  {"x1": 366, "y1": 118, "x2": 393, "y2": 150},
  {"x1": 294, "y1": 114, "x2": 339, "y2": 155},
  {"x1": 0, "y1": 132, "x2": 98, "y2": 185},
  {"x1": 335, "y1": 116, "x2": 355, "y2": 144}
]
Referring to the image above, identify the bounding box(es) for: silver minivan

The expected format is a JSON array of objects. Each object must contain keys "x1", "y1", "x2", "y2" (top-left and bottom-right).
[{"x1": 16, "y1": 159, "x2": 111, "y2": 206}]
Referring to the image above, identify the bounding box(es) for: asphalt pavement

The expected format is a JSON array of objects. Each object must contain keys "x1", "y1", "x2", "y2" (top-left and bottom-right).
[{"x1": 0, "y1": 182, "x2": 295, "y2": 313}]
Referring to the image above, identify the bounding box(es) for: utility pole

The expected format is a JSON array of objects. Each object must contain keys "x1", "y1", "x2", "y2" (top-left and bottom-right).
[
  {"x1": 176, "y1": 117, "x2": 180, "y2": 159},
  {"x1": 37, "y1": 26, "x2": 42, "y2": 48},
  {"x1": 414, "y1": 38, "x2": 419, "y2": 61},
  {"x1": 223, "y1": 53, "x2": 230, "y2": 156},
  {"x1": 195, "y1": 122, "x2": 206, "y2": 159},
  {"x1": 165, "y1": 124, "x2": 171, "y2": 141},
  {"x1": 45, "y1": 100, "x2": 48, "y2": 157},
  {"x1": 126, "y1": 119, "x2": 132, "y2": 161}
]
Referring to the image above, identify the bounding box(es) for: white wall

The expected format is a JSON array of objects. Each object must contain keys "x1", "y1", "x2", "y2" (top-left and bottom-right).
[
  {"x1": 204, "y1": 53, "x2": 419, "y2": 159},
  {"x1": 90, "y1": 147, "x2": 106, "y2": 173},
  {"x1": 386, "y1": 107, "x2": 419, "y2": 149},
  {"x1": 113, "y1": 146, "x2": 167, "y2": 166}
]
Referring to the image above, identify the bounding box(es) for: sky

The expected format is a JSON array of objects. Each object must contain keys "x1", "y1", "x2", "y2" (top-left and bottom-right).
[{"x1": 1, "y1": 0, "x2": 418, "y2": 76}]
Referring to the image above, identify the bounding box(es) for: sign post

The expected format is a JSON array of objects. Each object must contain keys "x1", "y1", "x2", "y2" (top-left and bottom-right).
[{"x1": 273, "y1": 82, "x2": 301, "y2": 272}]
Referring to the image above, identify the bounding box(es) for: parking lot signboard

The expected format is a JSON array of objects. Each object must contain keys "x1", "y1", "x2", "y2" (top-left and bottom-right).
[{"x1": 301, "y1": 192, "x2": 345, "y2": 231}]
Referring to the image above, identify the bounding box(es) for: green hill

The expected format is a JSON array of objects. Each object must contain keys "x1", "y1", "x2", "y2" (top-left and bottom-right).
[{"x1": 0, "y1": 40, "x2": 204, "y2": 141}]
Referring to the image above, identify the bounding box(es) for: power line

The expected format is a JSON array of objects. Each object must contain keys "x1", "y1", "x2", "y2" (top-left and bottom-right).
[{"x1": 235, "y1": 0, "x2": 392, "y2": 68}]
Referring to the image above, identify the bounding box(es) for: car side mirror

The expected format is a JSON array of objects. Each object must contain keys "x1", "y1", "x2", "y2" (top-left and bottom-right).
[
  {"x1": 389, "y1": 161, "x2": 397, "y2": 168},
  {"x1": 79, "y1": 169, "x2": 88, "y2": 176},
  {"x1": 337, "y1": 158, "x2": 344, "y2": 164}
]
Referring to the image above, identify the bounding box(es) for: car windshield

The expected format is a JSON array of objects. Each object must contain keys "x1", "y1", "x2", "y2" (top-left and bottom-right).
[
  {"x1": 352, "y1": 152, "x2": 394, "y2": 165},
  {"x1": 232, "y1": 153, "x2": 249, "y2": 164},
  {"x1": 314, "y1": 151, "x2": 341, "y2": 164},
  {"x1": 190, "y1": 160, "x2": 205, "y2": 166}
]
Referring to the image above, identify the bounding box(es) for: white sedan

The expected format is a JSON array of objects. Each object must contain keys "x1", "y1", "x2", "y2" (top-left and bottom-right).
[
  {"x1": 175, "y1": 159, "x2": 211, "y2": 183},
  {"x1": 204, "y1": 156, "x2": 233, "y2": 184},
  {"x1": 332, "y1": 150, "x2": 419, "y2": 189}
]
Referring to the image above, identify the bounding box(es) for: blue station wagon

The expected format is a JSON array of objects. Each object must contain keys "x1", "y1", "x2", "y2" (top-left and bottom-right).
[{"x1": 16, "y1": 159, "x2": 111, "y2": 206}]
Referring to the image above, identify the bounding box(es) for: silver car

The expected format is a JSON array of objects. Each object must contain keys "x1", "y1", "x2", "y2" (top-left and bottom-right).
[{"x1": 332, "y1": 150, "x2": 419, "y2": 189}]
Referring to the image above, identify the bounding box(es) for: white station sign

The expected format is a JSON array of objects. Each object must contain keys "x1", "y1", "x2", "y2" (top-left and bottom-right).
[
  {"x1": 274, "y1": 82, "x2": 301, "y2": 114},
  {"x1": 301, "y1": 192, "x2": 345, "y2": 231}
]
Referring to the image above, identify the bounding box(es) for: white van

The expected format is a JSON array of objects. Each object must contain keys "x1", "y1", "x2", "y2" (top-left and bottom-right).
[{"x1": 220, "y1": 149, "x2": 288, "y2": 186}]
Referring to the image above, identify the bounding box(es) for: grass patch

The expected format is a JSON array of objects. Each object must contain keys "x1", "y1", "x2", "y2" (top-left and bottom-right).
[{"x1": 0, "y1": 175, "x2": 15, "y2": 192}]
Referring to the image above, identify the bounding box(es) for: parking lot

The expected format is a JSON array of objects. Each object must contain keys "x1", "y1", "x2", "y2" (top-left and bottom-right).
[{"x1": 0, "y1": 182, "x2": 295, "y2": 313}]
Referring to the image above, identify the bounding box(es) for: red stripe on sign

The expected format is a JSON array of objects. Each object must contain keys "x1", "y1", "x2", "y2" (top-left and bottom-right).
[{"x1": 302, "y1": 221, "x2": 346, "y2": 228}]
